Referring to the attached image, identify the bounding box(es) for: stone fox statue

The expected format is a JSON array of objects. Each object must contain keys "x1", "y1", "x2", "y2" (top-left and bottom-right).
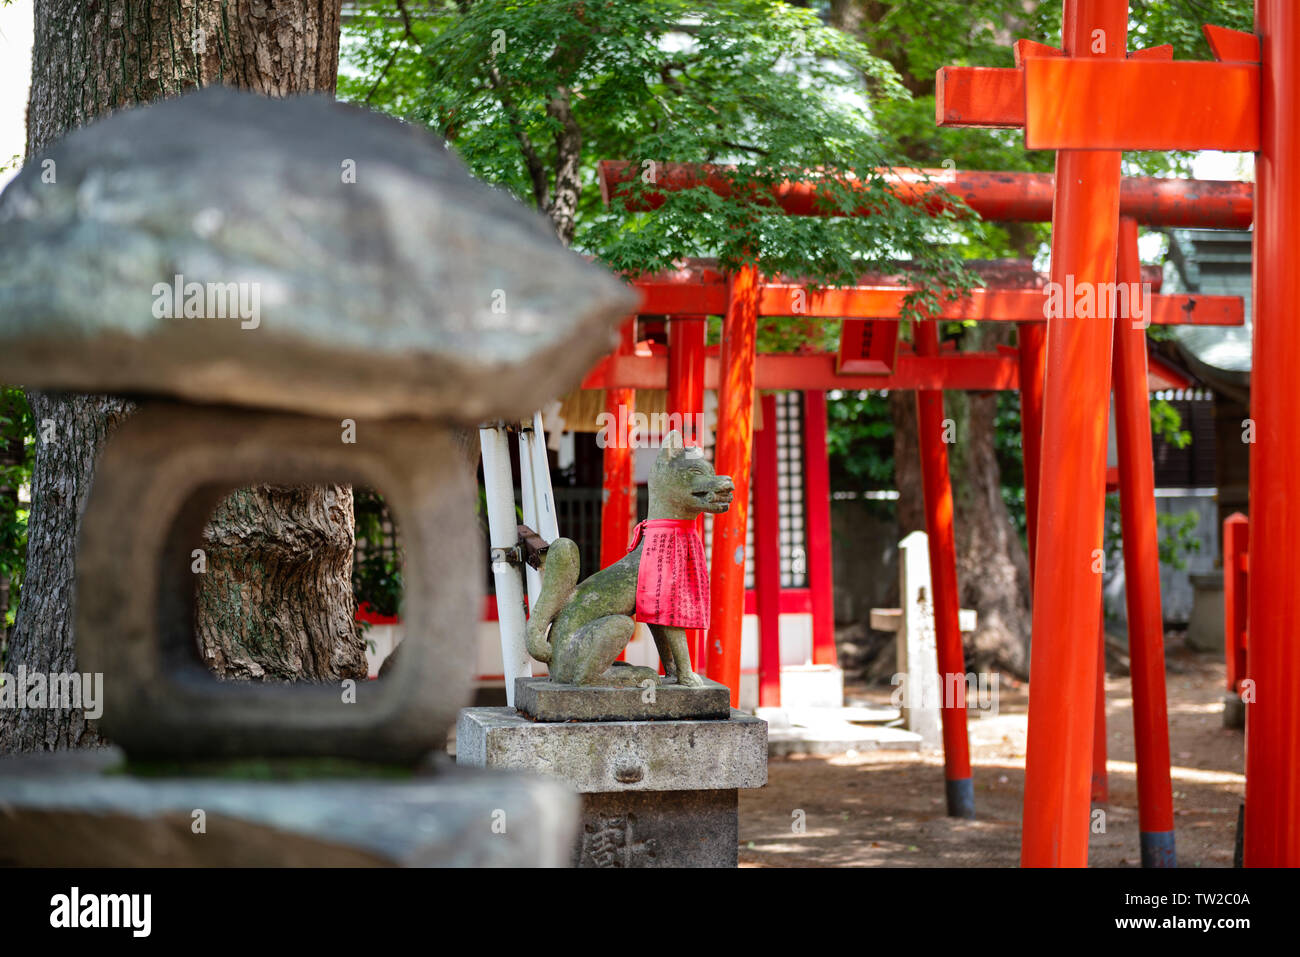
[{"x1": 526, "y1": 430, "x2": 733, "y2": 687}]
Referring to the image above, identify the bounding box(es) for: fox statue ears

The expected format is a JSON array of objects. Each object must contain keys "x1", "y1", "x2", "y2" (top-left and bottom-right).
[{"x1": 660, "y1": 430, "x2": 704, "y2": 461}]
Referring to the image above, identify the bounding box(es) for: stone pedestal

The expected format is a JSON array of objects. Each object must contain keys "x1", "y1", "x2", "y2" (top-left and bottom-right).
[
  {"x1": 457, "y1": 678, "x2": 767, "y2": 867},
  {"x1": 0, "y1": 748, "x2": 578, "y2": 867},
  {"x1": 779, "y1": 664, "x2": 844, "y2": 708},
  {"x1": 1223, "y1": 692, "x2": 1246, "y2": 730},
  {"x1": 1186, "y1": 571, "x2": 1226, "y2": 652}
]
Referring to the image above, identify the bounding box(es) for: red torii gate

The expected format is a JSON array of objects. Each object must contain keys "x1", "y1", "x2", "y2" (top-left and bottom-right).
[
  {"x1": 601, "y1": 154, "x2": 1253, "y2": 860},
  {"x1": 590, "y1": 239, "x2": 1242, "y2": 833},
  {"x1": 935, "y1": 0, "x2": 1287, "y2": 868}
]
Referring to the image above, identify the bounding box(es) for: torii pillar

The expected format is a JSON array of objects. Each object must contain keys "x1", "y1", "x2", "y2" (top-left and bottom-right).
[
  {"x1": 1246, "y1": 0, "x2": 1300, "y2": 867},
  {"x1": 938, "y1": 0, "x2": 1262, "y2": 865}
]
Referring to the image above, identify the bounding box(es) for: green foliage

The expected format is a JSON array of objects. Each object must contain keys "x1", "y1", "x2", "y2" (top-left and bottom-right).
[
  {"x1": 826, "y1": 390, "x2": 895, "y2": 489},
  {"x1": 993, "y1": 389, "x2": 1027, "y2": 535},
  {"x1": 342, "y1": 0, "x2": 977, "y2": 318},
  {"x1": 1155, "y1": 507, "x2": 1202, "y2": 571},
  {"x1": 1151, "y1": 397, "x2": 1192, "y2": 449},
  {"x1": 1104, "y1": 493, "x2": 1201, "y2": 572}
]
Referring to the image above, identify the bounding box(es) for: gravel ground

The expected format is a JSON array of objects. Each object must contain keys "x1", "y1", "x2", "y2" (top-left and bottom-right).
[{"x1": 738, "y1": 645, "x2": 1243, "y2": 867}]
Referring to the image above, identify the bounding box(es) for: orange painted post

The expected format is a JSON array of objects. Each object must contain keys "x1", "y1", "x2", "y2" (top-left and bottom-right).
[
  {"x1": 600, "y1": 318, "x2": 638, "y2": 572},
  {"x1": 1113, "y1": 216, "x2": 1176, "y2": 866},
  {"x1": 754, "y1": 394, "x2": 782, "y2": 707},
  {"x1": 913, "y1": 319, "x2": 974, "y2": 818},
  {"x1": 803, "y1": 390, "x2": 838, "y2": 666},
  {"x1": 1018, "y1": 321, "x2": 1047, "y2": 581},
  {"x1": 1020, "y1": 0, "x2": 1128, "y2": 868},
  {"x1": 707, "y1": 265, "x2": 760, "y2": 706},
  {"x1": 1223, "y1": 513, "x2": 1249, "y2": 698},
  {"x1": 1092, "y1": 612, "x2": 1109, "y2": 805},
  {"x1": 668, "y1": 316, "x2": 708, "y2": 670},
  {"x1": 1245, "y1": 0, "x2": 1300, "y2": 868}
]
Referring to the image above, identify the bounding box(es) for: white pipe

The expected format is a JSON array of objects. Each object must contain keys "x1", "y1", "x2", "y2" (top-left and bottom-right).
[
  {"x1": 517, "y1": 421, "x2": 542, "y2": 607},
  {"x1": 479, "y1": 425, "x2": 532, "y2": 705},
  {"x1": 529, "y1": 411, "x2": 561, "y2": 542}
]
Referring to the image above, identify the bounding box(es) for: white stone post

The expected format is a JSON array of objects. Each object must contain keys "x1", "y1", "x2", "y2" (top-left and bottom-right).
[{"x1": 897, "y1": 530, "x2": 942, "y2": 748}]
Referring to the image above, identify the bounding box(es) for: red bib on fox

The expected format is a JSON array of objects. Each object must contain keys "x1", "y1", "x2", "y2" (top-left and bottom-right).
[{"x1": 627, "y1": 519, "x2": 710, "y2": 629}]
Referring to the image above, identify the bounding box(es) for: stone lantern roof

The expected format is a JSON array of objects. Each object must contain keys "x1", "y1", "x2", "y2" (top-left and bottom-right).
[{"x1": 0, "y1": 86, "x2": 636, "y2": 420}]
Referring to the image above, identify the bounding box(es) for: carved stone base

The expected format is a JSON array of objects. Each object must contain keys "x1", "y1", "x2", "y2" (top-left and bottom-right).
[
  {"x1": 456, "y1": 706, "x2": 767, "y2": 868},
  {"x1": 514, "y1": 674, "x2": 731, "y2": 722},
  {"x1": 576, "y1": 790, "x2": 738, "y2": 868}
]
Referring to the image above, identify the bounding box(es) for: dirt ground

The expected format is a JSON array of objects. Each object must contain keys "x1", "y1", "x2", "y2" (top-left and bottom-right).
[{"x1": 739, "y1": 643, "x2": 1244, "y2": 867}]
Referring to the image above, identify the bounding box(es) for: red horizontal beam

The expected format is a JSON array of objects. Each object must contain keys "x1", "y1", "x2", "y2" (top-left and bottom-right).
[
  {"x1": 1024, "y1": 59, "x2": 1260, "y2": 151},
  {"x1": 936, "y1": 66, "x2": 1024, "y2": 128},
  {"x1": 631, "y1": 275, "x2": 1243, "y2": 326},
  {"x1": 585, "y1": 352, "x2": 1021, "y2": 392},
  {"x1": 585, "y1": 348, "x2": 1194, "y2": 393},
  {"x1": 598, "y1": 161, "x2": 1253, "y2": 228}
]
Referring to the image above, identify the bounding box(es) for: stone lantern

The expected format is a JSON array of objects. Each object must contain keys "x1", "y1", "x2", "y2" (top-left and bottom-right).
[{"x1": 0, "y1": 86, "x2": 636, "y2": 767}]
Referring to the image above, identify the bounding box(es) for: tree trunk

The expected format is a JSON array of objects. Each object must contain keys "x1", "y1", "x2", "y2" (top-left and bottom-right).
[
  {"x1": 889, "y1": 390, "x2": 924, "y2": 537},
  {"x1": 545, "y1": 85, "x2": 583, "y2": 245},
  {"x1": 2, "y1": 0, "x2": 356, "y2": 753},
  {"x1": 947, "y1": 326, "x2": 1032, "y2": 676},
  {"x1": 198, "y1": 485, "x2": 360, "y2": 681}
]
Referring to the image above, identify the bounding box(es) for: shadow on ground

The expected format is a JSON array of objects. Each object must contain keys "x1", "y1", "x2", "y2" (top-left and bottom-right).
[{"x1": 739, "y1": 646, "x2": 1243, "y2": 867}]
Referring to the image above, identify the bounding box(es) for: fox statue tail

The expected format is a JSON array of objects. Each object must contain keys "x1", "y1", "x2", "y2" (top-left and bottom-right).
[{"x1": 524, "y1": 537, "x2": 581, "y2": 664}]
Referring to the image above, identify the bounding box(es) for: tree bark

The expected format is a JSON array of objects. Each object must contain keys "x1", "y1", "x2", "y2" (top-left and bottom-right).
[
  {"x1": 947, "y1": 327, "x2": 1032, "y2": 676},
  {"x1": 546, "y1": 85, "x2": 583, "y2": 245},
  {"x1": 889, "y1": 390, "x2": 924, "y2": 537},
  {"x1": 2, "y1": 0, "x2": 356, "y2": 753},
  {"x1": 198, "y1": 485, "x2": 360, "y2": 681}
]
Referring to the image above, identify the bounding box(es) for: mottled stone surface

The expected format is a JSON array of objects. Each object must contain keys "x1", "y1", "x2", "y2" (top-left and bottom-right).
[
  {"x1": 456, "y1": 707, "x2": 767, "y2": 793},
  {"x1": 576, "y1": 790, "x2": 738, "y2": 868},
  {"x1": 0, "y1": 86, "x2": 635, "y2": 421},
  {"x1": 514, "y1": 675, "x2": 731, "y2": 722},
  {"x1": 76, "y1": 401, "x2": 478, "y2": 763},
  {"x1": 0, "y1": 748, "x2": 578, "y2": 867}
]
